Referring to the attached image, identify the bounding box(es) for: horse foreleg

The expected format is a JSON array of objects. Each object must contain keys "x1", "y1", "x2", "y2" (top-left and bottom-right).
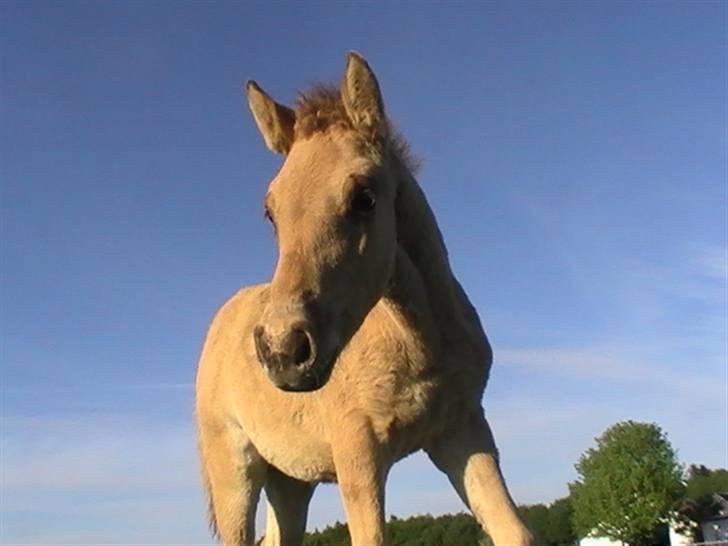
[
  {"x1": 199, "y1": 421, "x2": 267, "y2": 546},
  {"x1": 261, "y1": 466, "x2": 316, "y2": 546},
  {"x1": 426, "y1": 410, "x2": 533, "y2": 546},
  {"x1": 332, "y1": 422, "x2": 387, "y2": 546}
]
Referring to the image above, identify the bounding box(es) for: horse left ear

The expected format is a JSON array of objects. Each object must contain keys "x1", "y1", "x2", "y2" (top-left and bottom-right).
[
  {"x1": 246, "y1": 81, "x2": 296, "y2": 155},
  {"x1": 341, "y1": 52, "x2": 387, "y2": 136}
]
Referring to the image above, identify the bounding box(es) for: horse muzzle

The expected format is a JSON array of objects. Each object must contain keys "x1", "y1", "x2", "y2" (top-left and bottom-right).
[{"x1": 254, "y1": 319, "x2": 334, "y2": 391}]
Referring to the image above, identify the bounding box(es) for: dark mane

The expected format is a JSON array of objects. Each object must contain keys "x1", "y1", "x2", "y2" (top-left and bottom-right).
[{"x1": 293, "y1": 83, "x2": 419, "y2": 173}]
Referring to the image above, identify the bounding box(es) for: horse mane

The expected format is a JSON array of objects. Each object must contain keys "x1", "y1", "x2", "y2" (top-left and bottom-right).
[{"x1": 293, "y1": 83, "x2": 419, "y2": 174}]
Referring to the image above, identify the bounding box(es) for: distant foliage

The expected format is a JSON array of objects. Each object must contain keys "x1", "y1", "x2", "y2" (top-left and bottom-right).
[
  {"x1": 300, "y1": 505, "x2": 578, "y2": 546},
  {"x1": 569, "y1": 421, "x2": 684, "y2": 546},
  {"x1": 295, "y1": 422, "x2": 726, "y2": 546},
  {"x1": 518, "y1": 504, "x2": 549, "y2": 545},
  {"x1": 302, "y1": 512, "x2": 489, "y2": 546},
  {"x1": 518, "y1": 497, "x2": 577, "y2": 546},
  {"x1": 684, "y1": 464, "x2": 728, "y2": 499},
  {"x1": 303, "y1": 521, "x2": 351, "y2": 546},
  {"x1": 544, "y1": 497, "x2": 577, "y2": 546}
]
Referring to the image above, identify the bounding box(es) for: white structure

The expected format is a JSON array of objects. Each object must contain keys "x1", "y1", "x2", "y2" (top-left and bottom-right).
[
  {"x1": 579, "y1": 533, "x2": 623, "y2": 546},
  {"x1": 578, "y1": 493, "x2": 728, "y2": 546},
  {"x1": 669, "y1": 526, "x2": 692, "y2": 546},
  {"x1": 700, "y1": 493, "x2": 728, "y2": 543},
  {"x1": 579, "y1": 523, "x2": 692, "y2": 546}
]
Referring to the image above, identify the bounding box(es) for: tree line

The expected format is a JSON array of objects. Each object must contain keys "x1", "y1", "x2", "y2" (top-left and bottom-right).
[{"x1": 293, "y1": 421, "x2": 727, "y2": 546}]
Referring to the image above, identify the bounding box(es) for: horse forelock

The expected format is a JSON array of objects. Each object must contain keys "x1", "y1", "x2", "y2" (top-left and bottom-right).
[{"x1": 292, "y1": 83, "x2": 419, "y2": 176}]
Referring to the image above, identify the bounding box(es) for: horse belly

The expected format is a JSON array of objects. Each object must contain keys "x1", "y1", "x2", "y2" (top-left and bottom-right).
[{"x1": 260, "y1": 433, "x2": 336, "y2": 483}]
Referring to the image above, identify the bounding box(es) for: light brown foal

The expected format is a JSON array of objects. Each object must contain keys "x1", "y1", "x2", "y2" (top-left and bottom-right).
[{"x1": 196, "y1": 52, "x2": 533, "y2": 546}]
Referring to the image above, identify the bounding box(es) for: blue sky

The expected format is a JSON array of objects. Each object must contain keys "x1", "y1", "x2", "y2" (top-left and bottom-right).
[{"x1": 1, "y1": 1, "x2": 726, "y2": 542}]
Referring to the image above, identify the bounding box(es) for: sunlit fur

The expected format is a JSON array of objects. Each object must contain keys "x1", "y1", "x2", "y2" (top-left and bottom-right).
[{"x1": 195, "y1": 53, "x2": 533, "y2": 546}]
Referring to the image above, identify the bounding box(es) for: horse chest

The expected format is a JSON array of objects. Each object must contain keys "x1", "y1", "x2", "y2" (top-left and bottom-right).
[
  {"x1": 236, "y1": 337, "x2": 441, "y2": 481},
  {"x1": 232, "y1": 291, "x2": 451, "y2": 480},
  {"x1": 336, "y1": 327, "x2": 445, "y2": 457},
  {"x1": 229, "y1": 364, "x2": 334, "y2": 481}
]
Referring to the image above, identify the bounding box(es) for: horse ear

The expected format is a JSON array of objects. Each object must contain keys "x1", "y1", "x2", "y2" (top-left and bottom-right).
[
  {"x1": 246, "y1": 81, "x2": 296, "y2": 155},
  {"x1": 341, "y1": 52, "x2": 386, "y2": 135}
]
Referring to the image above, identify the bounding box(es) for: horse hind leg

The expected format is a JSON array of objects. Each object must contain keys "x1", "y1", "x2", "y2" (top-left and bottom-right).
[
  {"x1": 260, "y1": 467, "x2": 316, "y2": 546},
  {"x1": 426, "y1": 410, "x2": 533, "y2": 546},
  {"x1": 198, "y1": 422, "x2": 267, "y2": 546}
]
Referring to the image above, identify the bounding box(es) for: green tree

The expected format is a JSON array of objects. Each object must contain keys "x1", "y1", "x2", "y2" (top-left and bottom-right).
[
  {"x1": 518, "y1": 504, "x2": 550, "y2": 546},
  {"x1": 302, "y1": 521, "x2": 350, "y2": 546},
  {"x1": 569, "y1": 421, "x2": 684, "y2": 546},
  {"x1": 442, "y1": 512, "x2": 484, "y2": 546},
  {"x1": 518, "y1": 497, "x2": 577, "y2": 546},
  {"x1": 419, "y1": 522, "x2": 445, "y2": 546},
  {"x1": 303, "y1": 512, "x2": 487, "y2": 546},
  {"x1": 684, "y1": 464, "x2": 728, "y2": 498},
  {"x1": 544, "y1": 497, "x2": 577, "y2": 546}
]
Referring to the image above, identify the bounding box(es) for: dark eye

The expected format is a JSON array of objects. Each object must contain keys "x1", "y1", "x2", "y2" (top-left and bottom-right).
[
  {"x1": 264, "y1": 207, "x2": 276, "y2": 230},
  {"x1": 350, "y1": 187, "x2": 377, "y2": 217}
]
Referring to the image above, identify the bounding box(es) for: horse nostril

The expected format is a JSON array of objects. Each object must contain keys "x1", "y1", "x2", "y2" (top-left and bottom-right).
[
  {"x1": 254, "y1": 324, "x2": 314, "y2": 370},
  {"x1": 253, "y1": 325, "x2": 272, "y2": 364},
  {"x1": 287, "y1": 328, "x2": 312, "y2": 366}
]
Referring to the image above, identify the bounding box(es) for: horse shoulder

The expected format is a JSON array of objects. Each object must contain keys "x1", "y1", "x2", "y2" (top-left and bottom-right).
[{"x1": 195, "y1": 284, "x2": 269, "y2": 424}]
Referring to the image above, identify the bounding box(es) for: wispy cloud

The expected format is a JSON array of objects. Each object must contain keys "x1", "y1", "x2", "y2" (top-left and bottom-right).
[
  {"x1": 0, "y1": 412, "x2": 211, "y2": 542},
  {"x1": 0, "y1": 411, "x2": 460, "y2": 540},
  {"x1": 1, "y1": 415, "x2": 196, "y2": 492},
  {"x1": 485, "y1": 391, "x2": 727, "y2": 505},
  {"x1": 2, "y1": 358, "x2": 725, "y2": 543},
  {"x1": 692, "y1": 243, "x2": 728, "y2": 281},
  {"x1": 498, "y1": 344, "x2": 723, "y2": 400},
  {"x1": 0, "y1": 383, "x2": 193, "y2": 394}
]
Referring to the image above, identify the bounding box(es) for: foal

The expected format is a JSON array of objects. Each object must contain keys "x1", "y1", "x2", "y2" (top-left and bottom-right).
[{"x1": 196, "y1": 52, "x2": 532, "y2": 546}]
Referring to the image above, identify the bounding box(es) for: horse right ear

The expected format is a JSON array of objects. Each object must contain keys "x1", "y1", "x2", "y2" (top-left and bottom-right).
[
  {"x1": 341, "y1": 52, "x2": 387, "y2": 137},
  {"x1": 246, "y1": 81, "x2": 296, "y2": 155}
]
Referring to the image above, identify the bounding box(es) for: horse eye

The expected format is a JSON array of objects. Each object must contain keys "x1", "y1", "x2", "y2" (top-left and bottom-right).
[
  {"x1": 350, "y1": 187, "x2": 377, "y2": 217},
  {"x1": 264, "y1": 207, "x2": 276, "y2": 229}
]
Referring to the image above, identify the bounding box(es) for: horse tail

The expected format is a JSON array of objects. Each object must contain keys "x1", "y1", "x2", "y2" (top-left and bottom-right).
[{"x1": 197, "y1": 433, "x2": 220, "y2": 540}]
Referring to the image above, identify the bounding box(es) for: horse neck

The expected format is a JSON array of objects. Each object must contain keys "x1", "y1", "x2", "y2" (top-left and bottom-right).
[{"x1": 392, "y1": 172, "x2": 474, "y2": 333}]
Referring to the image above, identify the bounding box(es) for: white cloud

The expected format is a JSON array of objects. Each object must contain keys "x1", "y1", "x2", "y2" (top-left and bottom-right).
[
  {"x1": 2, "y1": 334, "x2": 726, "y2": 542},
  {"x1": 483, "y1": 338, "x2": 728, "y2": 506},
  {"x1": 497, "y1": 345, "x2": 723, "y2": 400},
  {"x1": 692, "y1": 243, "x2": 728, "y2": 280},
  {"x1": 1, "y1": 414, "x2": 197, "y2": 492},
  {"x1": 0, "y1": 412, "x2": 212, "y2": 543}
]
